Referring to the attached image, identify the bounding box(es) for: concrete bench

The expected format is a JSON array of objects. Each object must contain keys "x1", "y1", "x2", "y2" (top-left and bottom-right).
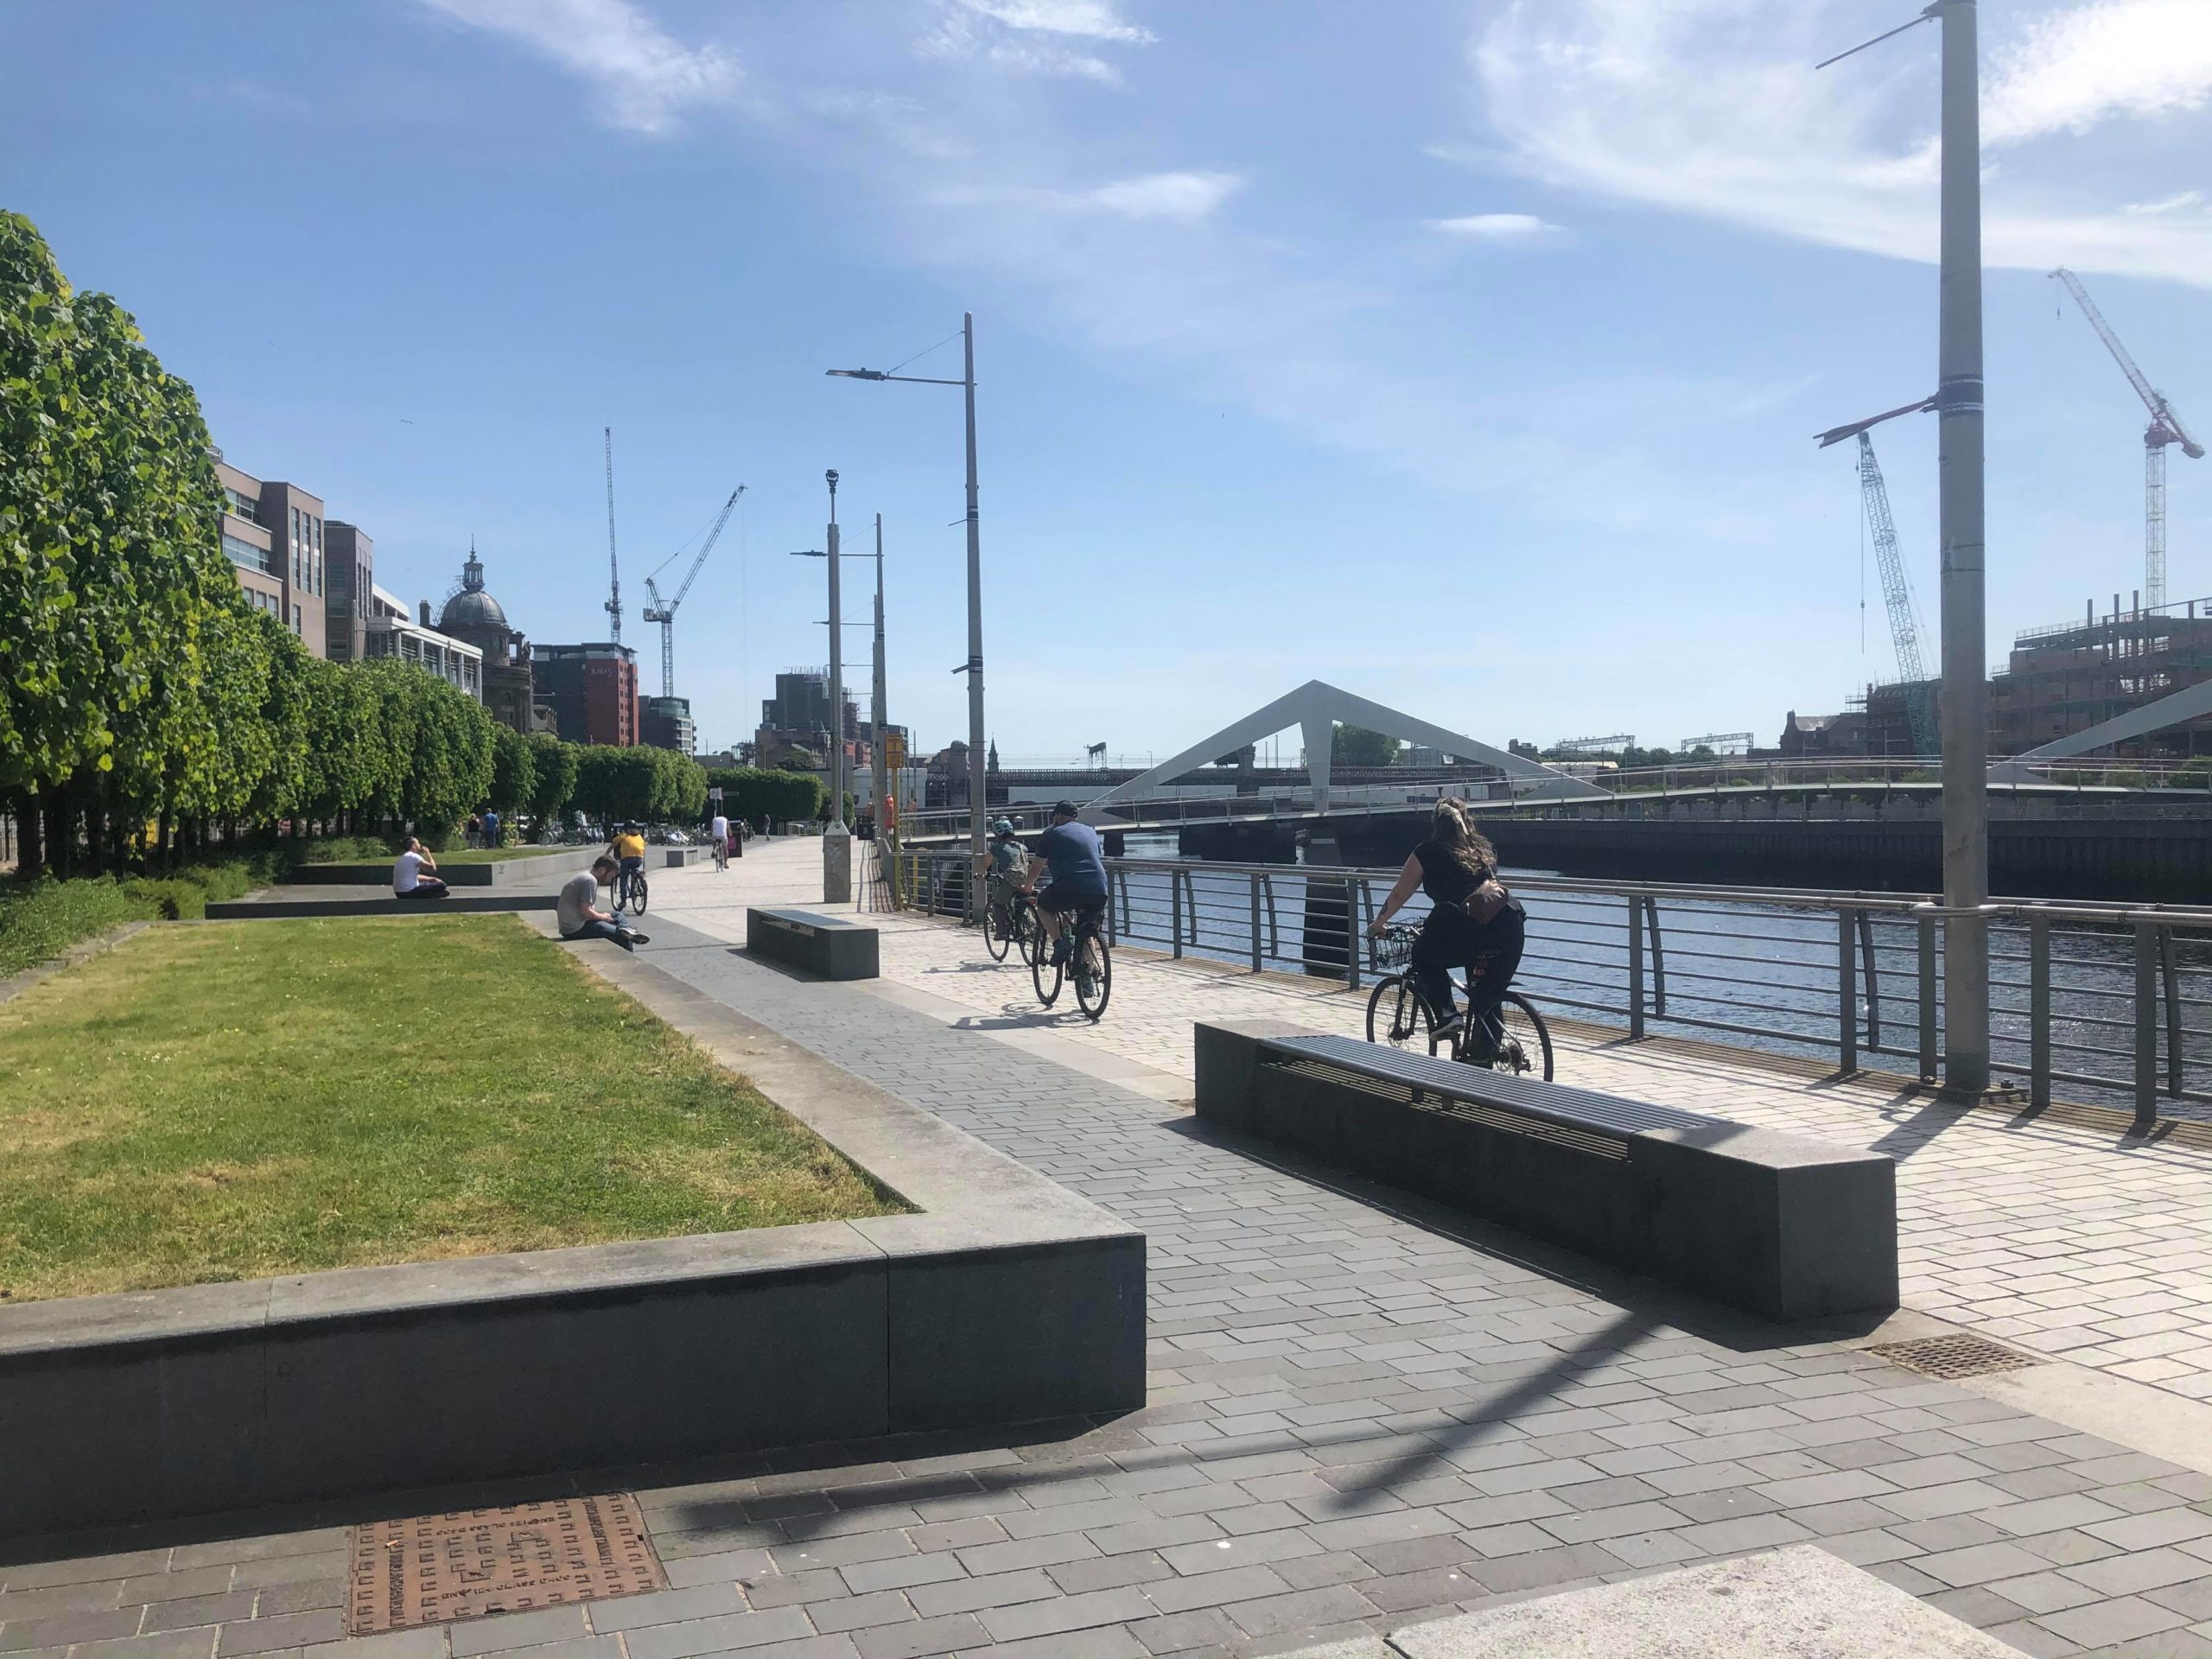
[
  {"x1": 662, "y1": 845, "x2": 708, "y2": 868},
  {"x1": 207, "y1": 894, "x2": 560, "y2": 919},
  {"x1": 287, "y1": 852, "x2": 574, "y2": 887},
  {"x1": 1195, "y1": 1020, "x2": 1897, "y2": 1322},
  {"x1": 747, "y1": 908, "x2": 879, "y2": 980}
]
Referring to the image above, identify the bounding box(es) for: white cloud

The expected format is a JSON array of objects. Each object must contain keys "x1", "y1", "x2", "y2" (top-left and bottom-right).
[
  {"x1": 956, "y1": 0, "x2": 1155, "y2": 45},
  {"x1": 1470, "y1": 0, "x2": 2212, "y2": 289},
  {"x1": 417, "y1": 0, "x2": 735, "y2": 135},
  {"x1": 1985, "y1": 0, "x2": 2212, "y2": 146},
  {"x1": 1427, "y1": 212, "x2": 1566, "y2": 245},
  {"x1": 1090, "y1": 171, "x2": 1242, "y2": 222},
  {"x1": 2125, "y1": 189, "x2": 2208, "y2": 216},
  {"x1": 919, "y1": 0, "x2": 1154, "y2": 82}
]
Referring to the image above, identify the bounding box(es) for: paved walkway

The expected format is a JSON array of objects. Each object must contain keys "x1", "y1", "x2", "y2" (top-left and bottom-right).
[
  {"x1": 7, "y1": 841, "x2": 2212, "y2": 1659},
  {"x1": 658, "y1": 842, "x2": 2212, "y2": 1408}
]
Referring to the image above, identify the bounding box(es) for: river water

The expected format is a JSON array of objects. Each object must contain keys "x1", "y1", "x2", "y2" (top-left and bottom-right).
[{"x1": 1097, "y1": 834, "x2": 2212, "y2": 1122}]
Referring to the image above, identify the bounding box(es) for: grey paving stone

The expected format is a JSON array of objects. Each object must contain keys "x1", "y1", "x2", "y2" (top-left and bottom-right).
[
  {"x1": 976, "y1": 1586, "x2": 1156, "y2": 1643},
  {"x1": 2066, "y1": 1548, "x2": 2212, "y2": 1598},
  {"x1": 318, "y1": 1629, "x2": 448, "y2": 1659},
  {"x1": 3, "y1": 1556, "x2": 177, "y2": 1593},
  {"x1": 810, "y1": 1592, "x2": 917, "y2": 1635},
  {"x1": 118, "y1": 1572, "x2": 238, "y2": 1609},
  {"x1": 251, "y1": 1582, "x2": 344, "y2": 1619},
  {"x1": 1914, "y1": 1543, "x2": 2057, "y2": 1589},
  {"x1": 908, "y1": 1570, "x2": 1061, "y2": 1620},
  {"x1": 0, "y1": 1582, "x2": 130, "y2": 1621},
  {"x1": 216, "y1": 1611, "x2": 346, "y2": 1656},
  {"x1": 618, "y1": 1606, "x2": 817, "y2": 1659},
  {"x1": 658, "y1": 1552, "x2": 774, "y2": 1590},
  {"x1": 849, "y1": 1613, "x2": 987, "y2": 1659},
  {"x1": 584, "y1": 1585, "x2": 746, "y2": 1634},
  {"x1": 739, "y1": 1568, "x2": 848, "y2": 1609},
  {"x1": 2035, "y1": 1593, "x2": 2192, "y2": 1647},
  {"x1": 143, "y1": 1596, "x2": 258, "y2": 1634},
  {"x1": 0, "y1": 1606, "x2": 143, "y2": 1649},
  {"x1": 1223, "y1": 1584, "x2": 1382, "y2": 1640},
  {"x1": 80, "y1": 1630, "x2": 225, "y2": 1659},
  {"x1": 1125, "y1": 1606, "x2": 1243, "y2": 1656},
  {"x1": 1141, "y1": 1566, "x2": 1294, "y2": 1616},
  {"x1": 947, "y1": 1626, "x2": 1144, "y2": 1659},
  {"x1": 229, "y1": 1559, "x2": 347, "y2": 1595},
  {"x1": 837, "y1": 1554, "x2": 968, "y2": 1597},
  {"x1": 454, "y1": 1637, "x2": 618, "y2": 1659},
  {"x1": 1046, "y1": 1554, "x2": 1174, "y2": 1595}
]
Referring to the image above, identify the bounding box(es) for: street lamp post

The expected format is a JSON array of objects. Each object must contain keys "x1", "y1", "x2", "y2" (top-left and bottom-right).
[
  {"x1": 824, "y1": 470, "x2": 851, "y2": 902},
  {"x1": 1814, "y1": 0, "x2": 1990, "y2": 1097},
  {"x1": 829, "y1": 313, "x2": 986, "y2": 922},
  {"x1": 872, "y1": 513, "x2": 888, "y2": 847}
]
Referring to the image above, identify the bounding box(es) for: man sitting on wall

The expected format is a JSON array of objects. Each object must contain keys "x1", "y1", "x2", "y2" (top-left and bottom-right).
[
  {"x1": 558, "y1": 855, "x2": 650, "y2": 950},
  {"x1": 393, "y1": 836, "x2": 449, "y2": 901}
]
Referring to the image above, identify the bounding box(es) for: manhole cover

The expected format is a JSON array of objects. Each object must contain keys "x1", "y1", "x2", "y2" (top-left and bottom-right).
[
  {"x1": 1866, "y1": 1333, "x2": 2041, "y2": 1381},
  {"x1": 347, "y1": 1495, "x2": 666, "y2": 1634}
]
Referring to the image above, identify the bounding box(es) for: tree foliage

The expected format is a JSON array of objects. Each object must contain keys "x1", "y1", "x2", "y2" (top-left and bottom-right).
[
  {"x1": 1331, "y1": 724, "x2": 1401, "y2": 768},
  {"x1": 706, "y1": 766, "x2": 826, "y2": 826},
  {"x1": 488, "y1": 725, "x2": 537, "y2": 817}
]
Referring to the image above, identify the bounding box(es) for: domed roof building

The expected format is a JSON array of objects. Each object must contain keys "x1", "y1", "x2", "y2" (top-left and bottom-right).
[
  {"x1": 438, "y1": 544, "x2": 512, "y2": 645},
  {"x1": 436, "y1": 543, "x2": 553, "y2": 737}
]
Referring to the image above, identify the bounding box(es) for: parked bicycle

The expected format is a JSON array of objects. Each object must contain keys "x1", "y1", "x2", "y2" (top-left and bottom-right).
[
  {"x1": 1364, "y1": 922, "x2": 1552, "y2": 1079},
  {"x1": 1032, "y1": 897, "x2": 1111, "y2": 1020}
]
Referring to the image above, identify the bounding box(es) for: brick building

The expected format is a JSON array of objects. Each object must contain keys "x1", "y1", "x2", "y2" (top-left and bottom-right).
[
  {"x1": 533, "y1": 643, "x2": 641, "y2": 747},
  {"x1": 214, "y1": 458, "x2": 325, "y2": 652}
]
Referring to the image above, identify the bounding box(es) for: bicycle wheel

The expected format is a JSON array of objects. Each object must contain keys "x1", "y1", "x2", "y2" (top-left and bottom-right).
[
  {"x1": 1482, "y1": 993, "x2": 1553, "y2": 1082},
  {"x1": 1364, "y1": 975, "x2": 1436, "y2": 1054},
  {"x1": 1031, "y1": 925, "x2": 1064, "y2": 1007},
  {"x1": 630, "y1": 873, "x2": 650, "y2": 916},
  {"x1": 1073, "y1": 929, "x2": 1111, "y2": 1020},
  {"x1": 1015, "y1": 905, "x2": 1041, "y2": 967},
  {"x1": 986, "y1": 902, "x2": 1014, "y2": 962}
]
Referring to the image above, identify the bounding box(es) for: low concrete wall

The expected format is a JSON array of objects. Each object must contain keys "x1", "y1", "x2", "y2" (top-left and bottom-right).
[
  {"x1": 288, "y1": 851, "x2": 576, "y2": 887},
  {"x1": 1195, "y1": 1019, "x2": 1897, "y2": 1324},
  {"x1": 0, "y1": 965, "x2": 1141, "y2": 1541},
  {"x1": 661, "y1": 845, "x2": 708, "y2": 868},
  {"x1": 206, "y1": 894, "x2": 559, "y2": 919},
  {"x1": 747, "y1": 907, "x2": 880, "y2": 980}
]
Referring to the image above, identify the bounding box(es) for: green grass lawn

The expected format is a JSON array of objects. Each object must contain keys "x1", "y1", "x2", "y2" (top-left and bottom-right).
[{"x1": 0, "y1": 916, "x2": 905, "y2": 1302}]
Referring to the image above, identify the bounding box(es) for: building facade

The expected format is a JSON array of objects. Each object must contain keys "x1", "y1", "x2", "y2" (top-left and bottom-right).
[
  {"x1": 1992, "y1": 594, "x2": 2212, "y2": 760},
  {"x1": 533, "y1": 643, "x2": 641, "y2": 746},
  {"x1": 363, "y1": 585, "x2": 483, "y2": 699},
  {"x1": 641, "y1": 695, "x2": 696, "y2": 754},
  {"x1": 215, "y1": 458, "x2": 314, "y2": 646},
  {"x1": 324, "y1": 522, "x2": 373, "y2": 662},
  {"x1": 435, "y1": 546, "x2": 551, "y2": 735}
]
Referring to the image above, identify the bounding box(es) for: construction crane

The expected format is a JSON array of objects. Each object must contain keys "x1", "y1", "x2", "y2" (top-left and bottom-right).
[
  {"x1": 603, "y1": 427, "x2": 622, "y2": 644},
  {"x1": 1854, "y1": 433, "x2": 1939, "y2": 758},
  {"x1": 641, "y1": 486, "x2": 744, "y2": 699},
  {"x1": 2050, "y1": 267, "x2": 2204, "y2": 611}
]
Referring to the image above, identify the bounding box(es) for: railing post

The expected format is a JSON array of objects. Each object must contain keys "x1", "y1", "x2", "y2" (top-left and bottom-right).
[
  {"x1": 2030, "y1": 913, "x2": 2050, "y2": 1111},
  {"x1": 1644, "y1": 897, "x2": 1666, "y2": 1015},
  {"x1": 2160, "y1": 925, "x2": 2182, "y2": 1100},
  {"x1": 2134, "y1": 921, "x2": 2158, "y2": 1129},
  {"x1": 1838, "y1": 906, "x2": 1859, "y2": 1074},
  {"x1": 1859, "y1": 911, "x2": 1881, "y2": 1053},
  {"x1": 1172, "y1": 868, "x2": 1184, "y2": 959},
  {"x1": 1628, "y1": 894, "x2": 1645, "y2": 1039},
  {"x1": 1108, "y1": 867, "x2": 1122, "y2": 946},
  {"x1": 1917, "y1": 914, "x2": 1938, "y2": 1083},
  {"x1": 1346, "y1": 877, "x2": 1363, "y2": 991},
  {"x1": 1249, "y1": 872, "x2": 1262, "y2": 973}
]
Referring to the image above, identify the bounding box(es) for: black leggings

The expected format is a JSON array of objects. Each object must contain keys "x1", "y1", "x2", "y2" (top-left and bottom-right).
[{"x1": 1413, "y1": 907, "x2": 1524, "y2": 1053}]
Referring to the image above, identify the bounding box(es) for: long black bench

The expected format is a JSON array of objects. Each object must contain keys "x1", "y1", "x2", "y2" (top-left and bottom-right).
[
  {"x1": 207, "y1": 894, "x2": 560, "y2": 919},
  {"x1": 747, "y1": 908, "x2": 880, "y2": 980},
  {"x1": 1195, "y1": 1020, "x2": 1897, "y2": 1322}
]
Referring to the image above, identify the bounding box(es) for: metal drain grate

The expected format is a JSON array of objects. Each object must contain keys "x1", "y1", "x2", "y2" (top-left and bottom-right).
[
  {"x1": 347, "y1": 1495, "x2": 666, "y2": 1634},
  {"x1": 1866, "y1": 1333, "x2": 2042, "y2": 1381}
]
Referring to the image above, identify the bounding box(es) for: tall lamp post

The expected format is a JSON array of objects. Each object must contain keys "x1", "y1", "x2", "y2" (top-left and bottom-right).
[
  {"x1": 1815, "y1": 0, "x2": 1990, "y2": 1096},
  {"x1": 795, "y1": 470, "x2": 849, "y2": 904},
  {"x1": 872, "y1": 513, "x2": 888, "y2": 848},
  {"x1": 829, "y1": 313, "x2": 986, "y2": 922}
]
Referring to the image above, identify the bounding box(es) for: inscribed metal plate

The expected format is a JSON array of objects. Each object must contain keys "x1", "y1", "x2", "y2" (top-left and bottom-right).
[{"x1": 346, "y1": 1495, "x2": 666, "y2": 1634}]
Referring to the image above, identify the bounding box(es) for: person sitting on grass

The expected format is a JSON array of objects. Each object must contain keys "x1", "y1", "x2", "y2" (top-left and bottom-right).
[
  {"x1": 558, "y1": 855, "x2": 650, "y2": 951},
  {"x1": 393, "y1": 836, "x2": 449, "y2": 901}
]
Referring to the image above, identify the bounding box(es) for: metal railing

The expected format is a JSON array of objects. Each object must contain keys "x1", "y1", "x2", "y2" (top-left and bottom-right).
[{"x1": 893, "y1": 848, "x2": 2212, "y2": 1127}]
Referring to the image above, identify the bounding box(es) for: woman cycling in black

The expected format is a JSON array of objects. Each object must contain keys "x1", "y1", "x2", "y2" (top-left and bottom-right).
[{"x1": 1366, "y1": 798, "x2": 1525, "y2": 1062}]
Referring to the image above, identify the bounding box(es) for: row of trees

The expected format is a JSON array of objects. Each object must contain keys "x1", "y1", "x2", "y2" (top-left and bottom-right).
[
  {"x1": 705, "y1": 766, "x2": 829, "y2": 827},
  {"x1": 1, "y1": 212, "x2": 719, "y2": 879}
]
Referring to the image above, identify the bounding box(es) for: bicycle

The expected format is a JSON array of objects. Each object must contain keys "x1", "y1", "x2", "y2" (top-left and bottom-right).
[
  {"x1": 985, "y1": 880, "x2": 1040, "y2": 964},
  {"x1": 1363, "y1": 922, "x2": 1552, "y2": 1080},
  {"x1": 711, "y1": 834, "x2": 729, "y2": 872},
  {"x1": 613, "y1": 861, "x2": 651, "y2": 917},
  {"x1": 1030, "y1": 893, "x2": 1111, "y2": 1020}
]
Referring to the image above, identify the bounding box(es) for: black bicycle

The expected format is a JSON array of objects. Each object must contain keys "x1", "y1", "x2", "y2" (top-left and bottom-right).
[
  {"x1": 613, "y1": 861, "x2": 650, "y2": 917},
  {"x1": 1031, "y1": 895, "x2": 1111, "y2": 1020},
  {"x1": 985, "y1": 880, "x2": 1041, "y2": 964},
  {"x1": 1363, "y1": 922, "x2": 1552, "y2": 1080}
]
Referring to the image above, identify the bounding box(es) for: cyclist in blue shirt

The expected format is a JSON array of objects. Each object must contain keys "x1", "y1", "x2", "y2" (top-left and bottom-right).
[{"x1": 1019, "y1": 800, "x2": 1109, "y2": 966}]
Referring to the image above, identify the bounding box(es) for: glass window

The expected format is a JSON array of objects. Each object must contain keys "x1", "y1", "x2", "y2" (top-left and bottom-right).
[{"x1": 222, "y1": 531, "x2": 272, "y2": 574}]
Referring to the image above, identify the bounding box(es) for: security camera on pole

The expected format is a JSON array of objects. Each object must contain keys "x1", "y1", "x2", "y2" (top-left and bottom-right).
[{"x1": 822, "y1": 469, "x2": 852, "y2": 905}]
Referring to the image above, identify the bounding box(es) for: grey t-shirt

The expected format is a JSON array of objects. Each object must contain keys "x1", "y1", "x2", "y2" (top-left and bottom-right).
[{"x1": 557, "y1": 871, "x2": 600, "y2": 935}]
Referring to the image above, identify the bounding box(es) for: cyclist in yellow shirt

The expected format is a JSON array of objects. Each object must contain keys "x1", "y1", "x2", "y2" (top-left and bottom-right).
[{"x1": 607, "y1": 824, "x2": 647, "y2": 911}]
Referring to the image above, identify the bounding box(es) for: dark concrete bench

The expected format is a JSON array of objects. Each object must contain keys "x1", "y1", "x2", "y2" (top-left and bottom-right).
[
  {"x1": 1195, "y1": 1020, "x2": 1897, "y2": 1322},
  {"x1": 207, "y1": 894, "x2": 560, "y2": 919},
  {"x1": 747, "y1": 908, "x2": 879, "y2": 979},
  {"x1": 287, "y1": 852, "x2": 575, "y2": 887}
]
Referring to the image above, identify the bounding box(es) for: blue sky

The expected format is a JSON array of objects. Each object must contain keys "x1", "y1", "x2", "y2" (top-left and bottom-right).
[{"x1": 5, "y1": 0, "x2": 2209, "y2": 762}]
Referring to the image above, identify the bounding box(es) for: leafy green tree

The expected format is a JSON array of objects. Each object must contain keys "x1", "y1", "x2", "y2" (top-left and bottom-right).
[
  {"x1": 487, "y1": 725, "x2": 537, "y2": 817},
  {"x1": 706, "y1": 766, "x2": 823, "y2": 825},
  {"x1": 1332, "y1": 724, "x2": 1400, "y2": 768},
  {"x1": 525, "y1": 734, "x2": 578, "y2": 832}
]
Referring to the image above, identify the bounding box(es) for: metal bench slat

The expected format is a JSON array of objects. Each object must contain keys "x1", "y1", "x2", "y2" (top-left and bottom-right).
[{"x1": 1271, "y1": 1033, "x2": 1728, "y2": 1137}]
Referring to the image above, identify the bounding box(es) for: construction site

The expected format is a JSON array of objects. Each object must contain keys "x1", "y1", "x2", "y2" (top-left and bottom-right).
[{"x1": 1787, "y1": 267, "x2": 2208, "y2": 764}]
